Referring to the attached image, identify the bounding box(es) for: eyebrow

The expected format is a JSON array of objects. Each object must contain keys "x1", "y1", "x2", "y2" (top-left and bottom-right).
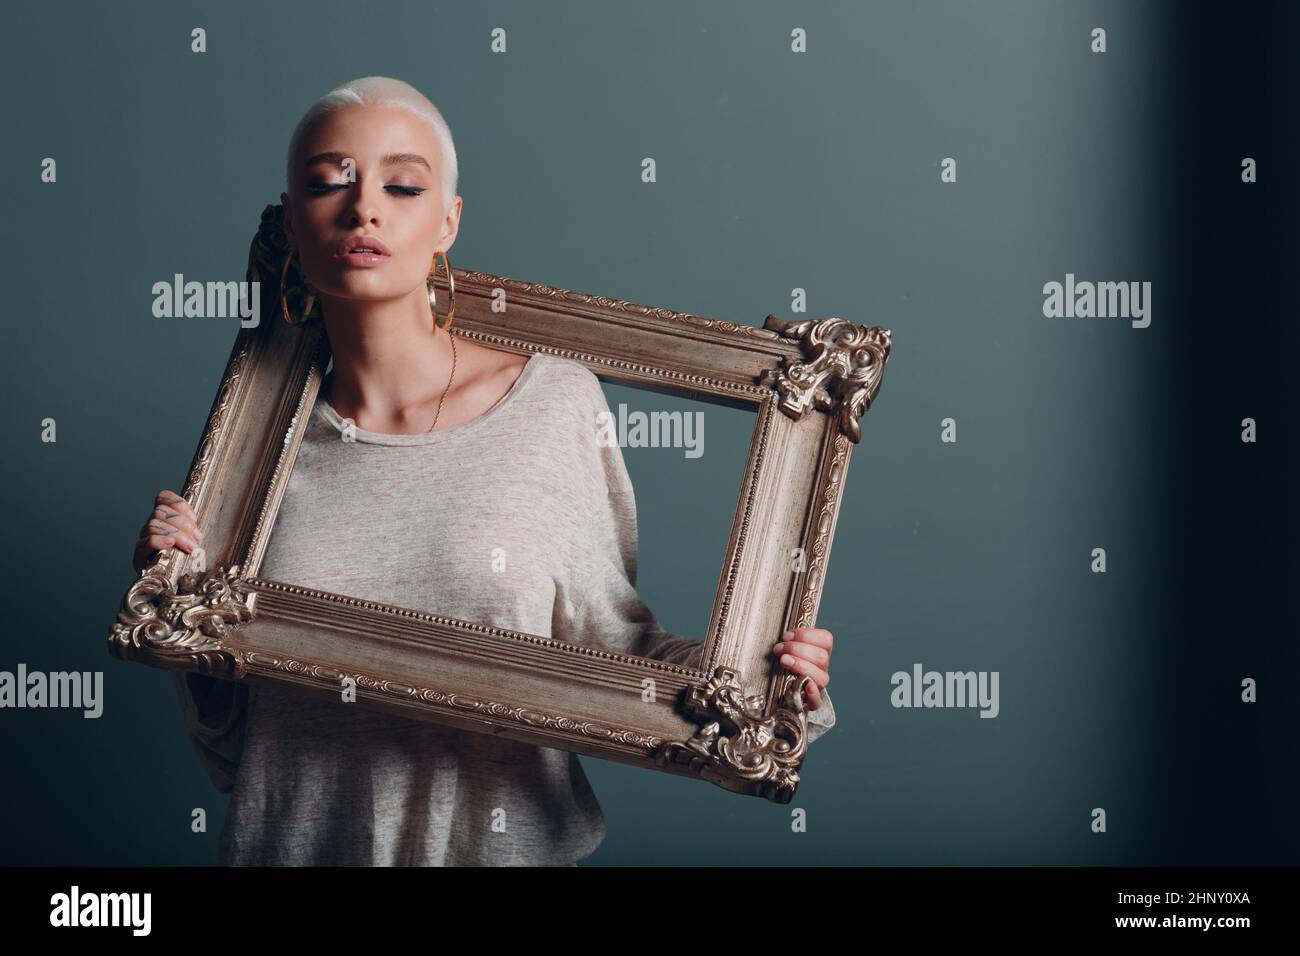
[{"x1": 303, "y1": 151, "x2": 432, "y2": 173}]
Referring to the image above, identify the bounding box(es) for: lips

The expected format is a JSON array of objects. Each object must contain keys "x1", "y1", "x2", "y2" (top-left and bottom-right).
[{"x1": 333, "y1": 235, "x2": 392, "y2": 258}]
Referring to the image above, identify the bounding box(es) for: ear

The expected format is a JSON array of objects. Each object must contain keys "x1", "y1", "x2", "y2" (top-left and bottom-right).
[
  {"x1": 438, "y1": 195, "x2": 463, "y2": 253},
  {"x1": 280, "y1": 192, "x2": 293, "y2": 240}
]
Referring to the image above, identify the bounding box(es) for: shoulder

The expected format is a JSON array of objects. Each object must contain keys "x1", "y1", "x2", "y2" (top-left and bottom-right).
[
  {"x1": 524, "y1": 354, "x2": 611, "y2": 414},
  {"x1": 530, "y1": 353, "x2": 601, "y2": 388}
]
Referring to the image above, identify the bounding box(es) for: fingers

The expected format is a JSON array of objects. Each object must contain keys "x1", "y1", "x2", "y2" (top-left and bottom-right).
[
  {"x1": 773, "y1": 627, "x2": 831, "y2": 709},
  {"x1": 783, "y1": 626, "x2": 833, "y2": 652},
  {"x1": 132, "y1": 528, "x2": 197, "y2": 574},
  {"x1": 156, "y1": 490, "x2": 200, "y2": 526},
  {"x1": 151, "y1": 504, "x2": 203, "y2": 544},
  {"x1": 774, "y1": 627, "x2": 832, "y2": 670},
  {"x1": 803, "y1": 680, "x2": 823, "y2": 710},
  {"x1": 139, "y1": 520, "x2": 199, "y2": 553},
  {"x1": 133, "y1": 490, "x2": 203, "y2": 571},
  {"x1": 151, "y1": 490, "x2": 202, "y2": 546},
  {"x1": 774, "y1": 647, "x2": 828, "y2": 692},
  {"x1": 774, "y1": 639, "x2": 826, "y2": 671}
]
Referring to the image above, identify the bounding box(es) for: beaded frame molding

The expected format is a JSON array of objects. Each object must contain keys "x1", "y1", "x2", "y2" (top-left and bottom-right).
[{"x1": 109, "y1": 203, "x2": 892, "y2": 803}]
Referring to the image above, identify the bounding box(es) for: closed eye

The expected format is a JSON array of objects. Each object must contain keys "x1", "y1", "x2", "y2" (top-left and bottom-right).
[{"x1": 307, "y1": 183, "x2": 426, "y2": 197}]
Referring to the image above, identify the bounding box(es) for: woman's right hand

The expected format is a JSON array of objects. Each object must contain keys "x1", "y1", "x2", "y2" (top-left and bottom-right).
[{"x1": 132, "y1": 489, "x2": 204, "y2": 574}]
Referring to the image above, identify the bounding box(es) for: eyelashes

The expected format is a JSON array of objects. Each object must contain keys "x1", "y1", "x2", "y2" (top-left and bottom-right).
[{"x1": 306, "y1": 183, "x2": 426, "y2": 198}]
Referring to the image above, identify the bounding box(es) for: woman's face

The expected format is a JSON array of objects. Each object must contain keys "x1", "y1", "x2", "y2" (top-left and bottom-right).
[{"x1": 282, "y1": 104, "x2": 460, "y2": 306}]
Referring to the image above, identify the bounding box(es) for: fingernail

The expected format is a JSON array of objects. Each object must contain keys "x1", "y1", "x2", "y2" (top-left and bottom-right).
[
  {"x1": 772, "y1": 643, "x2": 783, "y2": 655},
  {"x1": 781, "y1": 654, "x2": 794, "y2": 666},
  {"x1": 782, "y1": 630, "x2": 794, "y2": 641}
]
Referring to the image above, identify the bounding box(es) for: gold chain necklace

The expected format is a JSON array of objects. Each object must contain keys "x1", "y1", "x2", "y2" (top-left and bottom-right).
[{"x1": 426, "y1": 330, "x2": 457, "y2": 432}]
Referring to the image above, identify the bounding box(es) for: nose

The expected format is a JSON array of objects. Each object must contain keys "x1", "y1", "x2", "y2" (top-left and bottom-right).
[{"x1": 343, "y1": 178, "x2": 382, "y2": 229}]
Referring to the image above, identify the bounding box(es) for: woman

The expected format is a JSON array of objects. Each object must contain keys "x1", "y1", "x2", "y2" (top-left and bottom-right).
[{"x1": 133, "y1": 77, "x2": 836, "y2": 866}]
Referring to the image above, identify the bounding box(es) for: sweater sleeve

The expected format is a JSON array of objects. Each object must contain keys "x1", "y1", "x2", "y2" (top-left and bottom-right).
[
  {"x1": 556, "y1": 368, "x2": 836, "y2": 743},
  {"x1": 168, "y1": 670, "x2": 250, "y2": 793}
]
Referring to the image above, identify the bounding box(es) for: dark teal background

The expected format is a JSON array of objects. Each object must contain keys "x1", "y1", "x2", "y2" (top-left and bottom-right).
[{"x1": 1, "y1": 0, "x2": 1295, "y2": 866}]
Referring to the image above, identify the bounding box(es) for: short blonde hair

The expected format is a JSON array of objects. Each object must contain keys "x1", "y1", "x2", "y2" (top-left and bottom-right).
[{"x1": 285, "y1": 76, "x2": 459, "y2": 214}]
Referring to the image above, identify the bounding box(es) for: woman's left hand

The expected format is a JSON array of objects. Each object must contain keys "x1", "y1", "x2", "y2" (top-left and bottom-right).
[{"x1": 773, "y1": 626, "x2": 833, "y2": 710}]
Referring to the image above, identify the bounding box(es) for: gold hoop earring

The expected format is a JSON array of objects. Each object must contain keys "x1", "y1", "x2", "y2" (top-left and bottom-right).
[
  {"x1": 279, "y1": 246, "x2": 317, "y2": 326},
  {"x1": 427, "y1": 251, "x2": 456, "y2": 331}
]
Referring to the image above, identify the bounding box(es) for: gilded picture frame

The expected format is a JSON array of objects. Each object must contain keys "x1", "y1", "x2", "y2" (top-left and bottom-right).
[{"x1": 108, "y1": 204, "x2": 892, "y2": 803}]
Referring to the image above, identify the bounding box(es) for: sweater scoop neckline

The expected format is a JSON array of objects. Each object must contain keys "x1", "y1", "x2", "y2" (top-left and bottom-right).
[{"x1": 314, "y1": 351, "x2": 543, "y2": 446}]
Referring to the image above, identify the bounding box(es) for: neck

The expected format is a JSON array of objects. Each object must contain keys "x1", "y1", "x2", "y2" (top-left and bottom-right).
[{"x1": 318, "y1": 288, "x2": 451, "y2": 421}]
